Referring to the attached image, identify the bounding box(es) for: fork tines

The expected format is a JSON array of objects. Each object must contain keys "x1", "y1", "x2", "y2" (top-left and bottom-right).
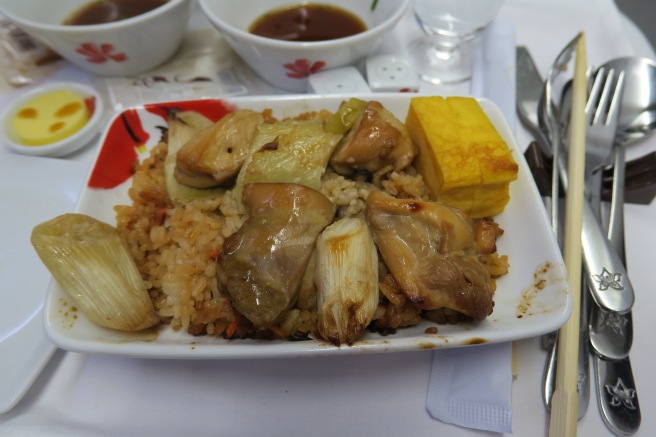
[{"x1": 586, "y1": 67, "x2": 626, "y2": 127}]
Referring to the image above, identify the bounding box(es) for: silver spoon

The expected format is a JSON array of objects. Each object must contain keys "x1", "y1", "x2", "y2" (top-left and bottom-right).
[
  {"x1": 610, "y1": 57, "x2": 656, "y2": 145},
  {"x1": 590, "y1": 155, "x2": 642, "y2": 436},
  {"x1": 587, "y1": 57, "x2": 654, "y2": 436},
  {"x1": 589, "y1": 57, "x2": 656, "y2": 360}
]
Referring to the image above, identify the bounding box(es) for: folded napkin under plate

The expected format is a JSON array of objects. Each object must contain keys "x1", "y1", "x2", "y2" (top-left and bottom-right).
[
  {"x1": 428, "y1": 342, "x2": 514, "y2": 433},
  {"x1": 425, "y1": 18, "x2": 516, "y2": 434}
]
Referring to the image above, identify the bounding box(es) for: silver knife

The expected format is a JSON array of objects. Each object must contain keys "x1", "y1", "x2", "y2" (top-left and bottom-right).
[{"x1": 516, "y1": 46, "x2": 552, "y2": 158}]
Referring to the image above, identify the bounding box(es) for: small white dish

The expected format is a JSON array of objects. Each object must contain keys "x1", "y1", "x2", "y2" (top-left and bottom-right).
[
  {"x1": 0, "y1": 82, "x2": 103, "y2": 158},
  {"x1": 44, "y1": 93, "x2": 572, "y2": 359},
  {"x1": 0, "y1": 152, "x2": 85, "y2": 413}
]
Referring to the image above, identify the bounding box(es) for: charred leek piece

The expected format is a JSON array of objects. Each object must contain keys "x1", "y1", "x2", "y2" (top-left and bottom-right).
[
  {"x1": 324, "y1": 98, "x2": 367, "y2": 134},
  {"x1": 31, "y1": 213, "x2": 158, "y2": 331},
  {"x1": 233, "y1": 119, "x2": 342, "y2": 202},
  {"x1": 315, "y1": 217, "x2": 379, "y2": 346},
  {"x1": 166, "y1": 110, "x2": 225, "y2": 204}
]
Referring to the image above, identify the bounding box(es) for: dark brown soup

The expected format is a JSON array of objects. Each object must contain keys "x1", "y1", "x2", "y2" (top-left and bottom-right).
[
  {"x1": 249, "y1": 4, "x2": 367, "y2": 42},
  {"x1": 64, "y1": 0, "x2": 168, "y2": 25}
]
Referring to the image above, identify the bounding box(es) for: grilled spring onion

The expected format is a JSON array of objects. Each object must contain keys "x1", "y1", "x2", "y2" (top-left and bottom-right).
[
  {"x1": 315, "y1": 217, "x2": 379, "y2": 346},
  {"x1": 233, "y1": 119, "x2": 342, "y2": 203},
  {"x1": 30, "y1": 213, "x2": 158, "y2": 331},
  {"x1": 323, "y1": 97, "x2": 367, "y2": 134}
]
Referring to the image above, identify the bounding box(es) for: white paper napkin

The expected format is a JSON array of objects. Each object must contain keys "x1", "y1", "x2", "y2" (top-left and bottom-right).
[
  {"x1": 425, "y1": 18, "x2": 516, "y2": 433},
  {"x1": 427, "y1": 343, "x2": 514, "y2": 432}
]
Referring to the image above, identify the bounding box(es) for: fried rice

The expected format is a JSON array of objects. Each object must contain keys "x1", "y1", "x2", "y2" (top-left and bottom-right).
[{"x1": 114, "y1": 110, "x2": 510, "y2": 340}]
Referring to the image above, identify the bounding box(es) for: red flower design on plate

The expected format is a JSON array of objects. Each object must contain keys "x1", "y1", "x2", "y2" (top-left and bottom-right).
[
  {"x1": 76, "y1": 43, "x2": 127, "y2": 64},
  {"x1": 284, "y1": 59, "x2": 326, "y2": 79}
]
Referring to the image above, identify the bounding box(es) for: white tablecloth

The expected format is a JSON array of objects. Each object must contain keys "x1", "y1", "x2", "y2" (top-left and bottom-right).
[{"x1": 1, "y1": 0, "x2": 655, "y2": 435}]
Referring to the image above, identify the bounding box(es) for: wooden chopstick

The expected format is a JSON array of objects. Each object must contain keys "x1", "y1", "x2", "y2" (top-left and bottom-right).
[{"x1": 548, "y1": 33, "x2": 587, "y2": 437}]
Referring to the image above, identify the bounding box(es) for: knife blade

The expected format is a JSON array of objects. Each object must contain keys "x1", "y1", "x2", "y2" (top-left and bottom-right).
[{"x1": 516, "y1": 46, "x2": 552, "y2": 159}]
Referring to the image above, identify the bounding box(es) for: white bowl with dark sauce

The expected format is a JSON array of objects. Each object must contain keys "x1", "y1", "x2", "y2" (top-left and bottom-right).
[
  {"x1": 0, "y1": 0, "x2": 193, "y2": 76},
  {"x1": 199, "y1": 0, "x2": 410, "y2": 92}
]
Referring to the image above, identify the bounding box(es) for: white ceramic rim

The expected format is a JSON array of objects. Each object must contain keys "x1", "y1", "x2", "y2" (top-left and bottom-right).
[
  {"x1": 42, "y1": 93, "x2": 572, "y2": 359},
  {"x1": 1, "y1": 82, "x2": 104, "y2": 157},
  {"x1": 198, "y1": 0, "x2": 410, "y2": 49},
  {"x1": 0, "y1": 0, "x2": 188, "y2": 32}
]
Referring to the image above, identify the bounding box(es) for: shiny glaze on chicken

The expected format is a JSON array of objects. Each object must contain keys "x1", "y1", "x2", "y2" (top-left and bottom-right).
[
  {"x1": 365, "y1": 189, "x2": 494, "y2": 321},
  {"x1": 175, "y1": 109, "x2": 263, "y2": 188},
  {"x1": 330, "y1": 100, "x2": 416, "y2": 175},
  {"x1": 217, "y1": 183, "x2": 335, "y2": 327}
]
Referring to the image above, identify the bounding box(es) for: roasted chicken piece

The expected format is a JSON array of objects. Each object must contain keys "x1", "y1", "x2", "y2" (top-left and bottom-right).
[
  {"x1": 175, "y1": 109, "x2": 263, "y2": 188},
  {"x1": 166, "y1": 110, "x2": 225, "y2": 204},
  {"x1": 365, "y1": 189, "x2": 494, "y2": 321},
  {"x1": 217, "y1": 183, "x2": 335, "y2": 328},
  {"x1": 473, "y1": 218, "x2": 504, "y2": 254},
  {"x1": 330, "y1": 100, "x2": 416, "y2": 175}
]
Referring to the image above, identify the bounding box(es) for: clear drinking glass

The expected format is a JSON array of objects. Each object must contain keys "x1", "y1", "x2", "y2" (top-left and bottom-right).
[{"x1": 410, "y1": 0, "x2": 504, "y2": 84}]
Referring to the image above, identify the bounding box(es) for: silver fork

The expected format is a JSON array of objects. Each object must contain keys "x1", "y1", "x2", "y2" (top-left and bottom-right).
[
  {"x1": 542, "y1": 64, "x2": 625, "y2": 418},
  {"x1": 539, "y1": 41, "x2": 634, "y2": 314},
  {"x1": 584, "y1": 68, "x2": 625, "y2": 202},
  {"x1": 580, "y1": 68, "x2": 634, "y2": 312}
]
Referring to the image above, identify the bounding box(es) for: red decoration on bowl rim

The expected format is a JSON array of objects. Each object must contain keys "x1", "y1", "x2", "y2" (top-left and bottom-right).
[
  {"x1": 76, "y1": 43, "x2": 127, "y2": 64},
  {"x1": 284, "y1": 59, "x2": 326, "y2": 79}
]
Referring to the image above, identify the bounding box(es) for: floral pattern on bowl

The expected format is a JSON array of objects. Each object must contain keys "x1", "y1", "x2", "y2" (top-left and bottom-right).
[
  {"x1": 284, "y1": 59, "x2": 326, "y2": 79},
  {"x1": 76, "y1": 43, "x2": 127, "y2": 64}
]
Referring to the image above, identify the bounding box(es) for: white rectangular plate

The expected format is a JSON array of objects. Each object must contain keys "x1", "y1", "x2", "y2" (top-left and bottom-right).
[{"x1": 44, "y1": 94, "x2": 571, "y2": 359}]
